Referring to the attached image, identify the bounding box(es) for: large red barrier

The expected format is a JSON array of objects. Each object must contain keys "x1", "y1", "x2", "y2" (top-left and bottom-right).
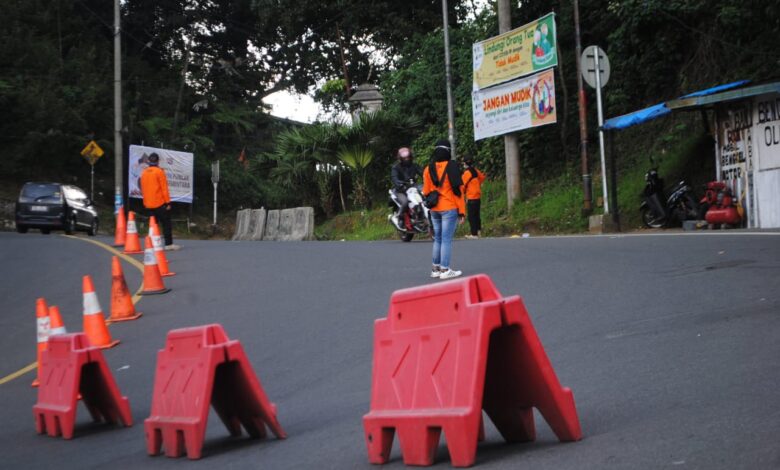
[
  {"x1": 363, "y1": 274, "x2": 582, "y2": 467},
  {"x1": 144, "y1": 324, "x2": 286, "y2": 459},
  {"x1": 33, "y1": 333, "x2": 133, "y2": 439}
]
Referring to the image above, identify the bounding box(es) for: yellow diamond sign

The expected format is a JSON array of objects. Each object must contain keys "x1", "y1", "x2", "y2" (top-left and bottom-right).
[{"x1": 80, "y1": 140, "x2": 104, "y2": 165}]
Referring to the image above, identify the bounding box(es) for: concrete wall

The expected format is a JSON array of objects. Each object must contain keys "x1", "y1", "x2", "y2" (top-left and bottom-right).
[{"x1": 232, "y1": 206, "x2": 314, "y2": 241}]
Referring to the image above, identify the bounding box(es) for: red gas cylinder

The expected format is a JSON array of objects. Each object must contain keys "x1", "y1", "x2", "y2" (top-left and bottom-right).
[{"x1": 705, "y1": 207, "x2": 741, "y2": 225}]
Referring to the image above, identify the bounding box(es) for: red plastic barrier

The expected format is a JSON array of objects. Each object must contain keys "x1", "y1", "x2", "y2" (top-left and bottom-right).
[
  {"x1": 363, "y1": 274, "x2": 582, "y2": 467},
  {"x1": 144, "y1": 324, "x2": 286, "y2": 459},
  {"x1": 33, "y1": 333, "x2": 133, "y2": 439}
]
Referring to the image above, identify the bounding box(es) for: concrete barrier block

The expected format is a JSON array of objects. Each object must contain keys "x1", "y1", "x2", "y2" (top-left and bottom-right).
[
  {"x1": 250, "y1": 208, "x2": 267, "y2": 240},
  {"x1": 264, "y1": 210, "x2": 281, "y2": 240},
  {"x1": 292, "y1": 207, "x2": 315, "y2": 241},
  {"x1": 278, "y1": 208, "x2": 296, "y2": 241},
  {"x1": 232, "y1": 209, "x2": 251, "y2": 241},
  {"x1": 241, "y1": 209, "x2": 258, "y2": 241}
]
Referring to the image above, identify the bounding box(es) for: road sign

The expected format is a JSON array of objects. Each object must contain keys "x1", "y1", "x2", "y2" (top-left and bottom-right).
[
  {"x1": 581, "y1": 45, "x2": 610, "y2": 89},
  {"x1": 80, "y1": 140, "x2": 104, "y2": 165}
]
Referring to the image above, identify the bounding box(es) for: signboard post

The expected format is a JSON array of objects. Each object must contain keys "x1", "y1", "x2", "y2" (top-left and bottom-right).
[
  {"x1": 211, "y1": 160, "x2": 219, "y2": 226},
  {"x1": 80, "y1": 140, "x2": 105, "y2": 200},
  {"x1": 581, "y1": 45, "x2": 611, "y2": 214}
]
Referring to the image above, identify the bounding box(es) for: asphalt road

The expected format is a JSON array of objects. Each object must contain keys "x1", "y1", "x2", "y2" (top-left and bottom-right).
[{"x1": 1, "y1": 230, "x2": 778, "y2": 469}]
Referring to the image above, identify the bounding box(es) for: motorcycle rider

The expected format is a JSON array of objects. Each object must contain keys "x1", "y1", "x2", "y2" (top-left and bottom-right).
[{"x1": 390, "y1": 147, "x2": 423, "y2": 230}]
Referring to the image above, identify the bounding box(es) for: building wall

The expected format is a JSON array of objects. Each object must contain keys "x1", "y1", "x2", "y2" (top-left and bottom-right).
[
  {"x1": 715, "y1": 93, "x2": 780, "y2": 228},
  {"x1": 754, "y1": 93, "x2": 780, "y2": 227}
]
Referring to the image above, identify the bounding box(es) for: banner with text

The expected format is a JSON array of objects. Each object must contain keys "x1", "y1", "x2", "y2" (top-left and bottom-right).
[
  {"x1": 128, "y1": 145, "x2": 194, "y2": 203},
  {"x1": 472, "y1": 12, "x2": 557, "y2": 90},
  {"x1": 472, "y1": 69, "x2": 557, "y2": 141}
]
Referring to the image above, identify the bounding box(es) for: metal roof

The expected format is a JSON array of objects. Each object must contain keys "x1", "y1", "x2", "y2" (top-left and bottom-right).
[
  {"x1": 666, "y1": 81, "x2": 780, "y2": 110},
  {"x1": 602, "y1": 80, "x2": 750, "y2": 131}
]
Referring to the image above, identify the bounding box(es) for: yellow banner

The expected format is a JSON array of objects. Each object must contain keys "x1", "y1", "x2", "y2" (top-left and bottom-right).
[{"x1": 472, "y1": 12, "x2": 557, "y2": 90}]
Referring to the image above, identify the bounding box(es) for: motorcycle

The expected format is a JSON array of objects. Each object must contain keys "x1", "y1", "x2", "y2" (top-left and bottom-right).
[
  {"x1": 640, "y1": 165, "x2": 700, "y2": 228},
  {"x1": 388, "y1": 181, "x2": 432, "y2": 242}
]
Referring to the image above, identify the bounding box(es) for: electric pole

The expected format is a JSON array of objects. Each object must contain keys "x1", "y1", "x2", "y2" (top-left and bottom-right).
[
  {"x1": 497, "y1": 0, "x2": 520, "y2": 209},
  {"x1": 114, "y1": 0, "x2": 123, "y2": 213},
  {"x1": 573, "y1": 0, "x2": 593, "y2": 213}
]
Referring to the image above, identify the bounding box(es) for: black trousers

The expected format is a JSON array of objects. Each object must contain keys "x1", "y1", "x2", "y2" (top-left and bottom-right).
[
  {"x1": 466, "y1": 199, "x2": 481, "y2": 235},
  {"x1": 149, "y1": 205, "x2": 173, "y2": 246}
]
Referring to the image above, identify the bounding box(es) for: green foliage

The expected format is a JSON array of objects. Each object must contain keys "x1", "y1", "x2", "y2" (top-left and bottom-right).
[{"x1": 337, "y1": 146, "x2": 374, "y2": 208}]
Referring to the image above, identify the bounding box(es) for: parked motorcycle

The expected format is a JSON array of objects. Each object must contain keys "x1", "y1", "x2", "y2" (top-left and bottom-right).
[
  {"x1": 388, "y1": 181, "x2": 432, "y2": 242},
  {"x1": 640, "y1": 165, "x2": 700, "y2": 228}
]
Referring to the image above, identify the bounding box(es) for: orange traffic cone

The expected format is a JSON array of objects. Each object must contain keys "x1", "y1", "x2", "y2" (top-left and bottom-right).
[
  {"x1": 114, "y1": 206, "x2": 127, "y2": 247},
  {"x1": 32, "y1": 298, "x2": 50, "y2": 387},
  {"x1": 110, "y1": 256, "x2": 143, "y2": 321},
  {"x1": 140, "y1": 236, "x2": 170, "y2": 295},
  {"x1": 82, "y1": 275, "x2": 120, "y2": 349},
  {"x1": 124, "y1": 211, "x2": 143, "y2": 254},
  {"x1": 49, "y1": 305, "x2": 67, "y2": 336},
  {"x1": 148, "y1": 215, "x2": 158, "y2": 239},
  {"x1": 151, "y1": 223, "x2": 175, "y2": 277}
]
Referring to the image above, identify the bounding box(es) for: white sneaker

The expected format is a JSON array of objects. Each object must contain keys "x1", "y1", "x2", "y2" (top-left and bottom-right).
[
  {"x1": 430, "y1": 269, "x2": 441, "y2": 278},
  {"x1": 464, "y1": 234, "x2": 479, "y2": 239},
  {"x1": 390, "y1": 214, "x2": 403, "y2": 231},
  {"x1": 438, "y1": 269, "x2": 462, "y2": 280},
  {"x1": 164, "y1": 243, "x2": 181, "y2": 251}
]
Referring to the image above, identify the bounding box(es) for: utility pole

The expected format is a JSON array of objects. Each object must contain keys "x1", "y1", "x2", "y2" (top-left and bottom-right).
[
  {"x1": 573, "y1": 0, "x2": 592, "y2": 214},
  {"x1": 113, "y1": 0, "x2": 123, "y2": 213},
  {"x1": 442, "y1": 0, "x2": 457, "y2": 158},
  {"x1": 497, "y1": 0, "x2": 520, "y2": 209}
]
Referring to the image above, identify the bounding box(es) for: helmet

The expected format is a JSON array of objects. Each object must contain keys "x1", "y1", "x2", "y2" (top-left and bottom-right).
[{"x1": 397, "y1": 147, "x2": 412, "y2": 163}]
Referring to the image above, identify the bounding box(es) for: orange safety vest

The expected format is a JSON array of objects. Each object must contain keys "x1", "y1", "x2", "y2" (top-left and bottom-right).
[
  {"x1": 423, "y1": 161, "x2": 465, "y2": 215},
  {"x1": 140, "y1": 166, "x2": 171, "y2": 209},
  {"x1": 462, "y1": 167, "x2": 486, "y2": 200}
]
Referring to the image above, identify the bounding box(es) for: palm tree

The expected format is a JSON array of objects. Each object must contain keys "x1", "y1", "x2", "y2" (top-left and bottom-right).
[{"x1": 337, "y1": 146, "x2": 374, "y2": 209}]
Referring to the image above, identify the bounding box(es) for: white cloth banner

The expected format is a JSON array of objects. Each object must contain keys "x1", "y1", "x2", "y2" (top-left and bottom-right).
[
  {"x1": 472, "y1": 69, "x2": 557, "y2": 141},
  {"x1": 128, "y1": 145, "x2": 194, "y2": 204}
]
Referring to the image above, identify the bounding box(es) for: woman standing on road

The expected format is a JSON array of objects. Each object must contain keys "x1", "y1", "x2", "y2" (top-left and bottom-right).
[{"x1": 423, "y1": 139, "x2": 465, "y2": 280}]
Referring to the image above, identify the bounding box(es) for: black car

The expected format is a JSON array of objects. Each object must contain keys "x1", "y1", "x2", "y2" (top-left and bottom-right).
[{"x1": 15, "y1": 182, "x2": 99, "y2": 235}]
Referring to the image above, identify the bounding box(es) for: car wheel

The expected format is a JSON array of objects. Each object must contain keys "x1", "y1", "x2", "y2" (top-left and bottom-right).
[
  {"x1": 16, "y1": 224, "x2": 28, "y2": 234},
  {"x1": 88, "y1": 218, "x2": 98, "y2": 236},
  {"x1": 41, "y1": 228, "x2": 51, "y2": 235},
  {"x1": 64, "y1": 216, "x2": 75, "y2": 235}
]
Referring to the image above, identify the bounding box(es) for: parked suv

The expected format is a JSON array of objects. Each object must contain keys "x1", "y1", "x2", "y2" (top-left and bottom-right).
[{"x1": 15, "y1": 182, "x2": 99, "y2": 235}]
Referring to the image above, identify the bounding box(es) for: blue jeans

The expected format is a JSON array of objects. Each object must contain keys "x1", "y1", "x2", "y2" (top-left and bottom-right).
[{"x1": 431, "y1": 209, "x2": 458, "y2": 269}]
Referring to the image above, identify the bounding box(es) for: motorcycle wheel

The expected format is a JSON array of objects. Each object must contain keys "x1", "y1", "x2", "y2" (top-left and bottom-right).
[
  {"x1": 399, "y1": 231, "x2": 414, "y2": 242},
  {"x1": 683, "y1": 194, "x2": 700, "y2": 220},
  {"x1": 641, "y1": 207, "x2": 666, "y2": 228}
]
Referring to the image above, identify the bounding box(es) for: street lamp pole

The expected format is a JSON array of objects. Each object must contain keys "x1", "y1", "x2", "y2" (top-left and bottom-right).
[{"x1": 441, "y1": 0, "x2": 457, "y2": 158}]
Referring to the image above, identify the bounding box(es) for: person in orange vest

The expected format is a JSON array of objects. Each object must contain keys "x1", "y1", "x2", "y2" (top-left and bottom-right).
[
  {"x1": 140, "y1": 153, "x2": 180, "y2": 250},
  {"x1": 423, "y1": 140, "x2": 465, "y2": 280},
  {"x1": 461, "y1": 154, "x2": 486, "y2": 239}
]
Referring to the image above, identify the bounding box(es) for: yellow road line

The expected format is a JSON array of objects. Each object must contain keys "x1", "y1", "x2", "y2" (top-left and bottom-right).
[{"x1": 0, "y1": 235, "x2": 145, "y2": 385}]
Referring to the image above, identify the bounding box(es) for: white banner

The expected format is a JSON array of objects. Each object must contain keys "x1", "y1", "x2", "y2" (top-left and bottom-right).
[
  {"x1": 472, "y1": 69, "x2": 557, "y2": 141},
  {"x1": 128, "y1": 145, "x2": 194, "y2": 204}
]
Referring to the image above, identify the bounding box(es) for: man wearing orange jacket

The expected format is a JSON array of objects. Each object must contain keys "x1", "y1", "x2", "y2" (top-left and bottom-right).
[
  {"x1": 462, "y1": 154, "x2": 486, "y2": 239},
  {"x1": 140, "y1": 153, "x2": 180, "y2": 250}
]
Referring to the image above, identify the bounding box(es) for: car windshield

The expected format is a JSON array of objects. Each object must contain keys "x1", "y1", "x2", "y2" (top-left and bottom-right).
[{"x1": 19, "y1": 184, "x2": 62, "y2": 203}]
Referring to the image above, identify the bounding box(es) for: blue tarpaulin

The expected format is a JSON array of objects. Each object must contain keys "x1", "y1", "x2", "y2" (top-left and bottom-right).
[{"x1": 602, "y1": 80, "x2": 749, "y2": 131}]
